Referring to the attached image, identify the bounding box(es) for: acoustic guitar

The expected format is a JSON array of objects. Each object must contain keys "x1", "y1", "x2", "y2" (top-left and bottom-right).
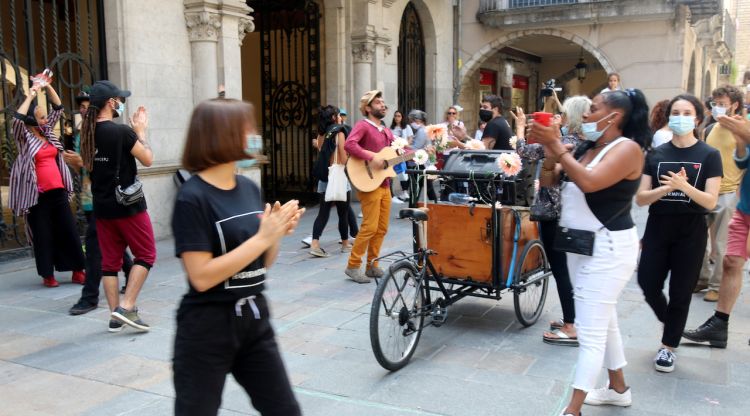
[{"x1": 346, "y1": 147, "x2": 415, "y2": 192}]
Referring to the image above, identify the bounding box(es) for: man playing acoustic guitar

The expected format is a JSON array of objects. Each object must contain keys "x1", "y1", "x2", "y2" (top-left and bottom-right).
[{"x1": 344, "y1": 90, "x2": 395, "y2": 283}]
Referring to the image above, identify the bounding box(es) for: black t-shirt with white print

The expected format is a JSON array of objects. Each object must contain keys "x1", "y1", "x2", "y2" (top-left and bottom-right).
[
  {"x1": 91, "y1": 120, "x2": 147, "y2": 219},
  {"x1": 172, "y1": 174, "x2": 266, "y2": 304},
  {"x1": 644, "y1": 140, "x2": 723, "y2": 215}
]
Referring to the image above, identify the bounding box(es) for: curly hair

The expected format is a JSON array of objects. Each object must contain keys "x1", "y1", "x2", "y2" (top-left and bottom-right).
[{"x1": 649, "y1": 99, "x2": 670, "y2": 133}]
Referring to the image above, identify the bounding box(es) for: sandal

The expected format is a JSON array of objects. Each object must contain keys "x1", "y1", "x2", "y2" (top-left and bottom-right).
[
  {"x1": 549, "y1": 318, "x2": 566, "y2": 331},
  {"x1": 309, "y1": 247, "x2": 330, "y2": 258},
  {"x1": 341, "y1": 244, "x2": 352, "y2": 253},
  {"x1": 543, "y1": 329, "x2": 579, "y2": 347}
]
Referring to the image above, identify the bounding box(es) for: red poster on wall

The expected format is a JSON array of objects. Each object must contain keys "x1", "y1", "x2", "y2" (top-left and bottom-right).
[
  {"x1": 479, "y1": 69, "x2": 497, "y2": 94},
  {"x1": 512, "y1": 75, "x2": 529, "y2": 90}
]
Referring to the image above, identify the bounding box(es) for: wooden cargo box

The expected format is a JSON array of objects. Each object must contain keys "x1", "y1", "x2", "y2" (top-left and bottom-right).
[{"x1": 423, "y1": 203, "x2": 540, "y2": 284}]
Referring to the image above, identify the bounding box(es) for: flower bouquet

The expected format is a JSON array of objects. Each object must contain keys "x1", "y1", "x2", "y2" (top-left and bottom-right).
[
  {"x1": 31, "y1": 68, "x2": 53, "y2": 88},
  {"x1": 390, "y1": 137, "x2": 409, "y2": 155}
]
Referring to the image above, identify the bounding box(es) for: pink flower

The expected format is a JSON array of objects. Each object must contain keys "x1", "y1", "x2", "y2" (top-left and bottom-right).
[
  {"x1": 425, "y1": 125, "x2": 447, "y2": 140},
  {"x1": 497, "y1": 152, "x2": 522, "y2": 177},
  {"x1": 464, "y1": 139, "x2": 485, "y2": 150}
]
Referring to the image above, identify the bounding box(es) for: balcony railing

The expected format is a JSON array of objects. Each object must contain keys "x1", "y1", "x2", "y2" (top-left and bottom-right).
[{"x1": 479, "y1": 0, "x2": 605, "y2": 12}]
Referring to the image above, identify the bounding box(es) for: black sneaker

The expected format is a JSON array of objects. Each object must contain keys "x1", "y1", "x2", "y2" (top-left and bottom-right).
[
  {"x1": 69, "y1": 299, "x2": 97, "y2": 316},
  {"x1": 108, "y1": 319, "x2": 124, "y2": 333},
  {"x1": 654, "y1": 347, "x2": 676, "y2": 373},
  {"x1": 682, "y1": 316, "x2": 728, "y2": 348},
  {"x1": 111, "y1": 306, "x2": 150, "y2": 332}
]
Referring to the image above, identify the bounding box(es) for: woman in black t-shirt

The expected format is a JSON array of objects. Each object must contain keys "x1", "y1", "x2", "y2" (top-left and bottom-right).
[
  {"x1": 636, "y1": 94, "x2": 721, "y2": 374},
  {"x1": 172, "y1": 99, "x2": 304, "y2": 416}
]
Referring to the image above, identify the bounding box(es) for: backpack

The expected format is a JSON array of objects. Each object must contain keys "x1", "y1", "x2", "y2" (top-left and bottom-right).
[
  {"x1": 173, "y1": 168, "x2": 192, "y2": 188},
  {"x1": 312, "y1": 124, "x2": 346, "y2": 182}
]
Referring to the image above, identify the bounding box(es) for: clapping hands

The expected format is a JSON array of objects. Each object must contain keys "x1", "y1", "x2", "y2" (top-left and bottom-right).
[
  {"x1": 129, "y1": 106, "x2": 148, "y2": 133},
  {"x1": 659, "y1": 167, "x2": 688, "y2": 192},
  {"x1": 258, "y1": 200, "x2": 306, "y2": 244}
]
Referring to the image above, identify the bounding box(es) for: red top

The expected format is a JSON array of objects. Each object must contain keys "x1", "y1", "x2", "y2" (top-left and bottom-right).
[
  {"x1": 34, "y1": 142, "x2": 64, "y2": 192},
  {"x1": 345, "y1": 119, "x2": 395, "y2": 188}
]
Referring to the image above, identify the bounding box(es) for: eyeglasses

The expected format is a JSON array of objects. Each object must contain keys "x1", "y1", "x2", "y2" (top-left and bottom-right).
[
  {"x1": 447, "y1": 112, "x2": 456, "y2": 115},
  {"x1": 709, "y1": 101, "x2": 727, "y2": 108}
]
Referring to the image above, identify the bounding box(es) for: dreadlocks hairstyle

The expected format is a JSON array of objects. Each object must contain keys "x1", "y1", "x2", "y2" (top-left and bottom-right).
[{"x1": 80, "y1": 104, "x2": 100, "y2": 171}]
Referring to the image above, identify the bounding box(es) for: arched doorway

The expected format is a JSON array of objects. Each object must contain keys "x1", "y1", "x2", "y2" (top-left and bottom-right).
[
  {"x1": 398, "y1": 3, "x2": 425, "y2": 115},
  {"x1": 244, "y1": 0, "x2": 322, "y2": 202},
  {"x1": 687, "y1": 52, "x2": 696, "y2": 95},
  {"x1": 703, "y1": 70, "x2": 713, "y2": 99}
]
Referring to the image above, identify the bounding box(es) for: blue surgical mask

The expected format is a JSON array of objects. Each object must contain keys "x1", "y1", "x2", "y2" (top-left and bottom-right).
[
  {"x1": 668, "y1": 115, "x2": 695, "y2": 136},
  {"x1": 711, "y1": 106, "x2": 727, "y2": 119},
  {"x1": 580, "y1": 113, "x2": 615, "y2": 142},
  {"x1": 115, "y1": 102, "x2": 125, "y2": 118},
  {"x1": 560, "y1": 125, "x2": 569, "y2": 136},
  {"x1": 237, "y1": 134, "x2": 263, "y2": 169},
  {"x1": 409, "y1": 122, "x2": 421, "y2": 131}
]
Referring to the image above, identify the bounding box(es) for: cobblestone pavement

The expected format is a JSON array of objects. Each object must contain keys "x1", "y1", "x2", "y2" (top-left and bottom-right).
[{"x1": 0, "y1": 203, "x2": 748, "y2": 416}]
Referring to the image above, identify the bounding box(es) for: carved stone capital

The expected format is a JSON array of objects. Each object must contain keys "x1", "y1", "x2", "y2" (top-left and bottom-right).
[
  {"x1": 238, "y1": 16, "x2": 255, "y2": 45},
  {"x1": 185, "y1": 11, "x2": 222, "y2": 42},
  {"x1": 352, "y1": 41, "x2": 375, "y2": 63}
]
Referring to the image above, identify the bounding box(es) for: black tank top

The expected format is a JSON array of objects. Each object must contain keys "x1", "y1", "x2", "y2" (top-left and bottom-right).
[{"x1": 584, "y1": 178, "x2": 640, "y2": 231}]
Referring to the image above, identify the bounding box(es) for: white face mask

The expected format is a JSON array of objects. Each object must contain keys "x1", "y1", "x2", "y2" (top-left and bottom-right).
[{"x1": 711, "y1": 106, "x2": 727, "y2": 119}]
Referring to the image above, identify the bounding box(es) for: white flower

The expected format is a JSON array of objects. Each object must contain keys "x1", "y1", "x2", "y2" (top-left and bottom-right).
[
  {"x1": 391, "y1": 137, "x2": 408, "y2": 151},
  {"x1": 413, "y1": 149, "x2": 429, "y2": 165},
  {"x1": 509, "y1": 136, "x2": 518, "y2": 150},
  {"x1": 464, "y1": 139, "x2": 485, "y2": 150}
]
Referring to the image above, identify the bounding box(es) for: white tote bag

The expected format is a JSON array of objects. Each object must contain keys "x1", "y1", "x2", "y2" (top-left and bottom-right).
[{"x1": 324, "y1": 136, "x2": 348, "y2": 202}]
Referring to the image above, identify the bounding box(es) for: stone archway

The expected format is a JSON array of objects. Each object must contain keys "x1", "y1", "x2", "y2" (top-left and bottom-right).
[{"x1": 459, "y1": 28, "x2": 617, "y2": 93}]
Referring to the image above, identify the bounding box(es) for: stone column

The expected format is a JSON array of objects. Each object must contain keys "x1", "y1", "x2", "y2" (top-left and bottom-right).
[
  {"x1": 217, "y1": 0, "x2": 254, "y2": 99},
  {"x1": 184, "y1": 5, "x2": 221, "y2": 103},
  {"x1": 351, "y1": 36, "x2": 375, "y2": 122}
]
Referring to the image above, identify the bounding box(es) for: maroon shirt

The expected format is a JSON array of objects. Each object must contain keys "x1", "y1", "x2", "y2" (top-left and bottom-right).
[{"x1": 345, "y1": 119, "x2": 395, "y2": 188}]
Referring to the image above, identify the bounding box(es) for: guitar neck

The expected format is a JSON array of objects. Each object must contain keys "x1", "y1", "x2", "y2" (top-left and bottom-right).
[{"x1": 386, "y1": 153, "x2": 415, "y2": 166}]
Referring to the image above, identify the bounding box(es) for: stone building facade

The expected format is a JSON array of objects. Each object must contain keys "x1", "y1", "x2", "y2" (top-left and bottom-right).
[{"x1": 0, "y1": 0, "x2": 738, "y2": 255}]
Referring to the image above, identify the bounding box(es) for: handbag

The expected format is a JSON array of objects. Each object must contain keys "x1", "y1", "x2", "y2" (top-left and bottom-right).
[
  {"x1": 324, "y1": 136, "x2": 348, "y2": 202},
  {"x1": 113, "y1": 134, "x2": 145, "y2": 206},
  {"x1": 554, "y1": 202, "x2": 631, "y2": 256},
  {"x1": 530, "y1": 187, "x2": 558, "y2": 222}
]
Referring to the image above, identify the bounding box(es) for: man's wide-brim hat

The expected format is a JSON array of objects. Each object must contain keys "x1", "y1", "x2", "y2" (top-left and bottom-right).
[
  {"x1": 89, "y1": 80, "x2": 131, "y2": 107},
  {"x1": 359, "y1": 90, "x2": 382, "y2": 116}
]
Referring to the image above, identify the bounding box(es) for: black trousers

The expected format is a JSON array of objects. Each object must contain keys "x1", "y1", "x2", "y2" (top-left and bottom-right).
[
  {"x1": 27, "y1": 188, "x2": 85, "y2": 278},
  {"x1": 80, "y1": 211, "x2": 133, "y2": 305},
  {"x1": 173, "y1": 294, "x2": 301, "y2": 416},
  {"x1": 312, "y1": 191, "x2": 358, "y2": 240},
  {"x1": 413, "y1": 164, "x2": 437, "y2": 202},
  {"x1": 540, "y1": 219, "x2": 575, "y2": 324},
  {"x1": 637, "y1": 214, "x2": 707, "y2": 348}
]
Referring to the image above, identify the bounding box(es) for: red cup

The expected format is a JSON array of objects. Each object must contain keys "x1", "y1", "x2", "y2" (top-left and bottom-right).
[
  {"x1": 527, "y1": 112, "x2": 553, "y2": 144},
  {"x1": 532, "y1": 111, "x2": 553, "y2": 126}
]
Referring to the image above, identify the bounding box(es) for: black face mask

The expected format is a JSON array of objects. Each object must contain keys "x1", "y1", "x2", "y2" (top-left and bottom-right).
[{"x1": 479, "y1": 109, "x2": 493, "y2": 123}]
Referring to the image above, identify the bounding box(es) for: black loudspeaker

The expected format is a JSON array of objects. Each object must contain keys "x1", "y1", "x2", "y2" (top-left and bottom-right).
[{"x1": 442, "y1": 150, "x2": 537, "y2": 206}]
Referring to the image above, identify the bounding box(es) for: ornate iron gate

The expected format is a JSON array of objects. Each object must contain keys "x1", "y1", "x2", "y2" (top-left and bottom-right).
[
  {"x1": 249, "y1": 0, "x2": 321, "y2": 202},
  {"x1": 0, "y1": 0, "x2": 105, "y2": 255},
  {"x1": 398, "y1": 2, "x2": 425, "y2": 116}
]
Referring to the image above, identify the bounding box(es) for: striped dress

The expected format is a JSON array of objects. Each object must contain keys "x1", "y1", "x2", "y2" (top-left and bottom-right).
[{"x1": 9, "y1": 105, "x2": 75, "y2": 219}]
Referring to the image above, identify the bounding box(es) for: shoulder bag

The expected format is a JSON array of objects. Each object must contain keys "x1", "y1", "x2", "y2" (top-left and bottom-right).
[
  {"x1": 114, "y1": 134, "x2": 145, "y2": 206},
  {"x1": 324, "y1": 135, "x2": 348, "y2": 202}
]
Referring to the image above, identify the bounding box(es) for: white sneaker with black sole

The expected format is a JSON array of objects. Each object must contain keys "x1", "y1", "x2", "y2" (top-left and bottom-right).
[
  {"x1": 301, "y1": 235, "x2": 312, "y2": 248},
  {"x1": 654, "y1": 347, "x2": 675, "y2": 372},
  {"x1": 584, "y1": 386, "x2": 632, "y2": 407}
]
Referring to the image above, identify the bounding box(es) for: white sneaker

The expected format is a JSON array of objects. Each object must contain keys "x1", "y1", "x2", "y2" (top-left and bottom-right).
[
  {"x1": 358, "y1": 212, "x2": 363, "y2": 218},
  {"x1": 584, "y1": 386, "x2": 632, "y2": 407},
  {"x1": 399, "y1": 191, "x2": 409, "y2": 200},
  {"x1": 391, "y1": 197, "x2": 405, "y2": 204},
  {"x1": 301, "y1": 235, "x2": 312, "y2": 247}
]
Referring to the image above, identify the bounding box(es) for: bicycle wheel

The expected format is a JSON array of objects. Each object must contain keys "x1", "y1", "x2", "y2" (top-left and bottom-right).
[
  {"x1": 513, "y1": 240, "x2": 550, "y2": 327},
  {"x1": 370, "y1": 260, "x2": 425, "y2": 371}
]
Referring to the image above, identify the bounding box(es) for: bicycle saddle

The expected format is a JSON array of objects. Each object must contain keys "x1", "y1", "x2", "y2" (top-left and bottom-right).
[{"x1": 398, "y1": 208, "x2": 428, "y2": 222}]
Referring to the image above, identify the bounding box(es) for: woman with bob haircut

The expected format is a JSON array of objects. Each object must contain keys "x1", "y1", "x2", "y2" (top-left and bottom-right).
[
  {"x1": 171, "y1": 98, "x2": 304, "y2": 416},
  {"x1": 530, "y1": 88, "x2": 651, "y2": 415}
]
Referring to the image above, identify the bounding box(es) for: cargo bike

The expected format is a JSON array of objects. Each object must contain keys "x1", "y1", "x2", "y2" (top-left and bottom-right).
[{"x1": 368, "y1": 151, "x2": 552, "y2": 371}]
